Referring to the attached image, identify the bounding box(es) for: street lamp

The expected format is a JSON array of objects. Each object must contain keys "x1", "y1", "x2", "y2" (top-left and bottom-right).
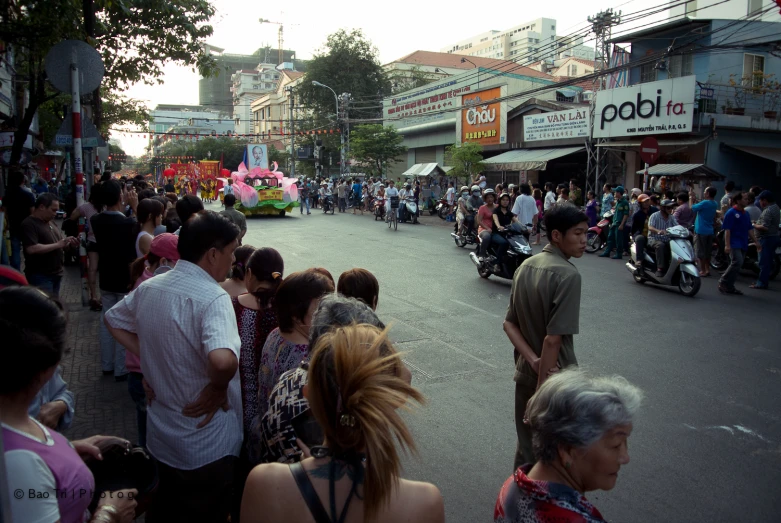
[
  {"x1": 460, "y1": 57, "x2": 477, "y2": 68},
  {"x1": 312, "y1": 80, "x2": 344, "y2": 176}
]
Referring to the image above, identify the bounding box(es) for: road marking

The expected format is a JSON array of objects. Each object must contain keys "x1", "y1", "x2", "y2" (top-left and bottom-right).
[{"x1": 451, "y1": 299, "x2": 501, "y2": 318}]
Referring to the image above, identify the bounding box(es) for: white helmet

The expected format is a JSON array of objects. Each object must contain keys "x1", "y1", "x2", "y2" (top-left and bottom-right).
[{"x1": 471, "y1": 185, "x2": 480, "y2": 193}]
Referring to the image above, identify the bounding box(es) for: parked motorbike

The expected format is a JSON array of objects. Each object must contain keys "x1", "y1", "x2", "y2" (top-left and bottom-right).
[
  {"x1": 436, "y1": 198, "x2": 451, "y2": 220},
  {"x1": 426, "y1": 196, "x2": 438, "y2": 216},
  {"x1": 451, "y1": 216, "x2": 478, "y2": 248},
  {"x1": 711, "y1": 229, "x2": 780, "y2": 280},
  {"x1": 322, "y1": 195, "x2": 335, "y2": 214},
  {"x1": 469, "y1": 226, "x2": 534, "y2": 280},
  {"x1": 625, "y1": 225, "x2": 701, "y2": 297},
  {"x1": 585, "y1": 209, "x2": 615, "y2": 253},
  {"x1": 373, "y1": 198, "x2": 386, "y2": 221}
]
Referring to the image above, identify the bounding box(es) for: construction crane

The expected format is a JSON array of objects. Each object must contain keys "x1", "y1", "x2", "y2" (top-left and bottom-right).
[{"x1": 258, "y1": 18, "x2": 299, "y2": 65}]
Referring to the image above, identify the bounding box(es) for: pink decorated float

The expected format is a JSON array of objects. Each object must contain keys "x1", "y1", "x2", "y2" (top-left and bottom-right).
[{"x1": 219, "y1": 162, "x2": 299, "y2": 216}]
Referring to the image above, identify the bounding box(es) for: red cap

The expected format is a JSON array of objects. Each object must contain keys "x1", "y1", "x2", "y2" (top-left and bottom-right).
[{"x1": 149, "y1": 233, "x2": 180, "y2": 262}]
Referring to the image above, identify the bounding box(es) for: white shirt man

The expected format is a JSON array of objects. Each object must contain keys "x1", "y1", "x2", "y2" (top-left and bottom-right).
[
  {"x1": 446, "y1": 185, "x2": 456, "y2": 206},
  {"x1": 372, "y1": 179, "x2": 381, "y2": 195},
  {"x1": 398, "y1": 186, "x2": 412, "y2": 201},
  {"x1": 544, "y1": 189, "x2": 557, "y2": 211},
  {"x1": 223, "y1": 183, "x2": 234, "y2": 197},
  {"x1": 513, "y1": 191, "x2": 539, "y2": 226},
  {"x1": 478, "y1": 175, "x2": 487, "y2": 190},
  {"x1": 385, "y1": 184, "x2": 400, "y2": 214}
]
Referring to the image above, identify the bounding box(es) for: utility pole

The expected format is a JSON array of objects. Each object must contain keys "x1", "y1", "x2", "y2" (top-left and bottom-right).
[
  {"x1": 286, "y1": 86, "x2": 295, "y2": 177},
  {"x1": 340, "y1": 93, "x2": 353, "y2": 175},
  {"x1": 585, "y1": 9, "x2": 621, "y2": 196}
]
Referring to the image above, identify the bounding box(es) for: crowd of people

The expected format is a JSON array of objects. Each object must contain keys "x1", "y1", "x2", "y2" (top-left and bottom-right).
[{"x1": 1, "y1": 166, "x2": 651, "y2": 522}]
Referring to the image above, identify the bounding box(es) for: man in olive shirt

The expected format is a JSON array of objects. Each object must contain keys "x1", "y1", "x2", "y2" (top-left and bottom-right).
[
  {"x1": 503, "y1": 203, "x2": 588, "y2": 469},
  {"x1": 19, "y1": 193, "x2": 79, "y2": 296},
  {"x1": 220, "y1": 194, "x2": 247, "y2": 244}
]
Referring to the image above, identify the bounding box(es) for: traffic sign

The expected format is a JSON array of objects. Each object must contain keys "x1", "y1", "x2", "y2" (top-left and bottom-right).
[{"x1": 639, "y1": 137, "x2": 660, "y2": 165}]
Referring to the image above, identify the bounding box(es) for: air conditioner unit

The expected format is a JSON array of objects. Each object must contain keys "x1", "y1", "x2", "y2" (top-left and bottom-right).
[{"x1": 581, "y1": 91, "x2": 594, "y2": 101}]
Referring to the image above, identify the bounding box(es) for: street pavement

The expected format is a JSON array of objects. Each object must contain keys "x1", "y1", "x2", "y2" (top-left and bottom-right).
[{"x1": 61, "y1": 200, "x2": 781, "y2": 522}]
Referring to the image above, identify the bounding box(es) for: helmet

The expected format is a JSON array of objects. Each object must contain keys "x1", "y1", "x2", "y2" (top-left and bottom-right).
[
  {"x1": 631, "y1": 188, "x2": 642, "y2": 196},
  {"x1": 405, "y1": 183, "x2": 411, "y2": 188},
  {"x1": 483, "y1": 188, "x2": 496, "y2": 198},
  {"x1": 379, "y1": 184, "x2": 385, "y2": 188},
  {"x1": 660, "y1": 199, "x2": 675, "y2": 208},
  {"x1": 499, "y1": 192, "x2": 511, "y2": 201},
  {"x1": 460, "y1": 186, "x2": 469, "y2": 192},
  {"x1": 637, "y1": 194, "x2": 650, "y2": 203},
  {"x1": 471, "y1": 185, "x2": 480, "y2": 193},
  {"x1": 507, "y1": 184, "x2": 516, "y2": 190}
]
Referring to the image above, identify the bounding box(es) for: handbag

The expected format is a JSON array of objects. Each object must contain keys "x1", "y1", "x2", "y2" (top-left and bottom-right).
[{"x1": 82, "y1": 437, "x2": 159, "y2": 517}]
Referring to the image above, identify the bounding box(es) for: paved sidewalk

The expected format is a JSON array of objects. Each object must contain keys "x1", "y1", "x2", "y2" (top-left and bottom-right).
[{"x1": 58, "y1": 265, "x2": 137, "y2": 443}]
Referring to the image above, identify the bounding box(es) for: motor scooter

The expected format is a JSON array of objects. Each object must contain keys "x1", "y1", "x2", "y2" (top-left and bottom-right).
[
  {"x1": 321, "y1": 195, "x2": 335, "y2": 214},
  {"x1": 451, "y1": 215, "x2": 478, "y2": 248},
  {"x1": 400, "y1": 199, "x2": 419, "y2": 224},
  {"x1": 585, "y1": 209, "x2": 614, "y2": 253},
  {"x1": 436, "y1": 198, "x2": 451, "y2": 220},
  {"x1": 625, "y1": 225, "x2": 701, "y2": 297},
  {"x1": 469, "y1": 226, "x2": 533, "y2": 280},
  {"x1": 711, "y1": 229, "x2": 780, "y2": 280},
  {"x1": 373, "y1": 198, "x2": 386, "y2": 221}
]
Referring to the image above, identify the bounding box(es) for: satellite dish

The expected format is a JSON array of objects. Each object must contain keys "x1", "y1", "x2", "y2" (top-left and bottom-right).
[{"x1": 45, "y1": 40, "x2": 105, "y2": 94}]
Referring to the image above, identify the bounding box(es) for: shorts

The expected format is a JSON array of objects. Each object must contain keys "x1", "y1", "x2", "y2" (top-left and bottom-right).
[
  {"x1": 694, "y1": 234, "x2": 713, "y2": 259},
  {"x1": 86, "y1": 241, "x2": 99, "y2": 253}
]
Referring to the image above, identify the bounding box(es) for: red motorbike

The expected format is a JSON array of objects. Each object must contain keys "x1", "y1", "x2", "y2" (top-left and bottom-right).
[{"x1": 585, "y1": 209, "x2": 615, "y2": 253}]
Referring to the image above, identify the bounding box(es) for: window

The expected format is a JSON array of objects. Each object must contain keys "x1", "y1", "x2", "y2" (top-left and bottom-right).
[
  {"x1": 668, "y1": 54, "x2": 693, "y2": 78},
  {"x1": 274, "y1": 74, "x2": 280, "y2": 79},
  {"x1": 640, "y1": 62, "x2": 657, "y2": 83},
  {"x1": 252, "y1": 84, "x2": 259, "y2": 89},
  {"x1": 551, "y1": 25, "x2": 555, "y2": 30},
  {"x1": 265, "y1": 83, "x2": 273, "y2": 89},
  {"x1": 569, "y1": 64, "x2": 578, "y2": 76},
  {"x1": 743, "y1": 53, "x2": 765, "y2": 88}
]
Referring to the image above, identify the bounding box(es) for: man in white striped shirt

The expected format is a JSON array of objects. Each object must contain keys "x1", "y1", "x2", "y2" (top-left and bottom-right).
[{"x1": 105, "y1": 211, "x2": 241, "y2": 522}]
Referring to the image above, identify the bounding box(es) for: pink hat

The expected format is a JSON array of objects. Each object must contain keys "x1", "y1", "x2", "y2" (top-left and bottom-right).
[{"x1": 149, "y1": 233, "x2": 180, "y2": 262}]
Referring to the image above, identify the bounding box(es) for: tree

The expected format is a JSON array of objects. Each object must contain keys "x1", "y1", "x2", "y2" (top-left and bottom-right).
[
  {"x1": 447, "y1": 142, "x2": 486, "y2": 187},
  {"x1": 295, "y1": 29, "x2": 391, "y2": 123},
  {"x1": 3, "y1": 0, "x2": 217, "y2": 166},
  {"x1": 349, "y1": 124, "x2": 406, "y2": 178},
  {"x1": 390, "y1": 66, "x2": 442, "y2": 94},
  {"x1": 108, "y1": 142, "x2": 127, "y2": 172}
]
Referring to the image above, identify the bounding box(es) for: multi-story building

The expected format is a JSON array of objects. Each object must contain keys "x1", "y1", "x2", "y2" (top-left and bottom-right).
[
  {"x1": 250, "y1": 68, "x2": 305, "y2": 147},
  {"x1": 198, "y1": 44, "x2": 299, "y2": 117},
  {"x1": 669, "y1": 0, "x2": 781, "y2": 22},
  {"x1": 232, "y1": 64, "x2": 283, "y2": 135},
  {"x1": 440, "y1": 18, "x2": 593, "y2": 63},
  {"x1": 148, "y1": 104, "x2": 232, "y2": 154}
]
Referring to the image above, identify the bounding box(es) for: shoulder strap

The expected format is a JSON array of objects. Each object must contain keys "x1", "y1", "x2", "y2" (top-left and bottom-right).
[{"x1": 289, "y1": 462, "x2": 332, "y2": 523}]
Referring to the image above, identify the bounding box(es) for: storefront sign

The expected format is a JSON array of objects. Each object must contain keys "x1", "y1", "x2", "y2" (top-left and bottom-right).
[
  {"x1": 523, "y1": 108, "x2": 589, "y2": 142},
  {"x1": 461, "y1": 87, "x2": 504, "y2": 146},
  {"x1": 593, "y1": 76, "x2": 696, "y2": 138},
  {"x1": 384, "y1": 77, "x2": 471, "y2": 129}
]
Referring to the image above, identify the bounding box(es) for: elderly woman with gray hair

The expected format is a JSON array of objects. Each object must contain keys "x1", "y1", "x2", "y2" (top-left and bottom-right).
[
  {"x1": 247, "y1": 293, "x2": 410, "y2": 465},
  {"x1": 495, "y1": 369, "x2": 643, "y2": 523}
]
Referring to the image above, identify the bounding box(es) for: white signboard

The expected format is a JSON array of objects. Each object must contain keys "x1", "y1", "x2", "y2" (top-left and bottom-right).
[
  {"x1": 593, "y1": 76, "x2": 696, "y2": 138},
  {"x1": 524, "y1": 108, "x2": 590, "y2": 142}
]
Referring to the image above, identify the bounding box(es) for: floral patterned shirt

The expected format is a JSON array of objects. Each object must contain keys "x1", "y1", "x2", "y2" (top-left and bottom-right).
[
  {"x1": 232, "y1": 297, "x2": 278, "y2": 436},
  {"x1": 257, "y1": 327, "x2": 309, "y2": 423},
  {"x1": 495, "y1": 465, "x2": 607, "y2": 523}
]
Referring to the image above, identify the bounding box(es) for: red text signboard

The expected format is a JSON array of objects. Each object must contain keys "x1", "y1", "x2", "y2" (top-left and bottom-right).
[{"x1": 639, "y1": 137, "x2": 660, "y2": 165}]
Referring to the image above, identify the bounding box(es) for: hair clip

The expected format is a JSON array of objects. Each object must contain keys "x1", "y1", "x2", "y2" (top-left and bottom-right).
[
  {"x1": 235, "y1": 262, "x2": 244, "y2": 268},
  {"x1": 339, "y1": 414, "x2": 356, "y2": 428},
  {"x1": 272, "y1": 272, "x2": 281, "y2": 279}
]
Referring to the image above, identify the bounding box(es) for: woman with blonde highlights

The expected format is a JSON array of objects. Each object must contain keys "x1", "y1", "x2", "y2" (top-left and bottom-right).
[{"x1": 241, "y1": 324, "x2": 444, "y2": 523}]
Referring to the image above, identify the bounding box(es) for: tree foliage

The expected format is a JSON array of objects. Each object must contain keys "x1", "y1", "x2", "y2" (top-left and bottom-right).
[
  {"x1": 349, "y1": 124, "x2": 406, "y2": 178},
  {"x1": 2, "y1": 0, "x2": 216, "y2": 165},
  {"x1": 296, "y1": 29, "x2": 391, "y2": 122},
  {"x1": 390, "y1": 66, "x2": 442, "y2": 94},
  {"x1": 447, "y1": 142, "x2": 486, "y2": 187}
]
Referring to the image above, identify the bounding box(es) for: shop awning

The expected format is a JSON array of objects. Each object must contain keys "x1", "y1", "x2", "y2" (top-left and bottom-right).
[
  {"x1": 483, "y1": 146, "x2": 584, "y2": 171},
  {"x1": 402, "y1": 163, "x2": 447, "y2": 177},
  {"x1": 635, "y1": 164, "x2": 724, "y2": 179},
  {"x1": 723, "y1": 144, "x2": 781, "y2": 163}
]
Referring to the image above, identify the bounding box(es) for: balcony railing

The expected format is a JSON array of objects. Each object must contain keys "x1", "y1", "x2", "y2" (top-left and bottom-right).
[{"x1": 696, "y1": 82, "x2": 780, "y2": 119}]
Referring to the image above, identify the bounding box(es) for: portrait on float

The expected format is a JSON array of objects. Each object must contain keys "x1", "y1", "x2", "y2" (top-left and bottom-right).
[{"x1": 246, "y1": 144, "x2": 268, "y2": 169}]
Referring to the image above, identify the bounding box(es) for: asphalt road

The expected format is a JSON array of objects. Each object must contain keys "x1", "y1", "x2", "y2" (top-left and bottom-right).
[{"x1": 228, "y1": 201, "x2": 781, "y2": 523}]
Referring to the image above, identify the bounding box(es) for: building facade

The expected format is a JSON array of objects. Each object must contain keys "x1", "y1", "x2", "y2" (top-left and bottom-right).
[
  {"x1": 148, "y1": 104, "x2": 232, "y2": 155},
  {"x1": 250, "y1": 69, "x2": 305, "y2": 144},
  {"x1": 439, "y1": 18, "x2": 593, "y2": 63},
  {"x1": 232, "y1": 65, "x2": 282, "y2": 135}
]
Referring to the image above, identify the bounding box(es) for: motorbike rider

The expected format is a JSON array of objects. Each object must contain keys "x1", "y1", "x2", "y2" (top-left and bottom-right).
[
  {"x1": 456, "y1": 186, "x2": 470, "y2": 235},
  {"x1": 463, "y1": 185, "x2": 483, "y2": 236},
  {"x1": 599, "y1": 185, "x2": 629, "y2": 259},
  {"x1": 647, "y1": 199, "x2": 679, "y2": 277},
  {"x1": 477, "y1": 189, "x2": 498, "y2": 263},
  {"x1": 398, "y1": 182, "x2": 413, "y2": 222},
  {"x1": 385, "y1": 180, "x2": 399, "y2": 221},
  {"x1": 630, "y1": 194, "x2": 659, "y2": 269},
  {"x1": 490, "y1": 192, "x2": 518, "y2": 271}
]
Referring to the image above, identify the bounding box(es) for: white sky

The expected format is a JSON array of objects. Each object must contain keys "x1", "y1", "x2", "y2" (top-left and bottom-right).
[{"x1": 117, "y1": 0, "x2": 665, "y2": 155}]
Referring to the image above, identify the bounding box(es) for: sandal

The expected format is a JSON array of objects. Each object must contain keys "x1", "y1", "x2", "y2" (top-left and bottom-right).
[{"x1": 749, "y1": 284, "x2": 767, "y2": 290}]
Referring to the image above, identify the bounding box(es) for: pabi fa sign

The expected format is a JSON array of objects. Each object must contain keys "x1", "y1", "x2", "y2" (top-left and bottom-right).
[
  {"x1": 524, "y1": 108, "x2": 590, "y2": 142},
  {"x1": 593, "y1": 76, "x2": 696, "y2": 138}
]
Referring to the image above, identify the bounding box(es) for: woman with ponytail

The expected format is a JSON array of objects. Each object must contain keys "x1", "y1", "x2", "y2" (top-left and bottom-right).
[
  {"x1": 230, "y1": 247, "x2": 284, "y2": 523},
  {"x1": 134, "y1": 198, "x2": 164, "y2": 257},
  {"x1": 241, "y1": 324, "x2": 444, "y2": 523},
  {"x1": 220, "y1": 244, "x2": 256, "y2": 297}
]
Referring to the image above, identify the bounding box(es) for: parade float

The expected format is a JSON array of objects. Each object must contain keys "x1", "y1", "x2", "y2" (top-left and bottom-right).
[{"x1": 220, "y1": 162, "x2": 299, "y2": 216}]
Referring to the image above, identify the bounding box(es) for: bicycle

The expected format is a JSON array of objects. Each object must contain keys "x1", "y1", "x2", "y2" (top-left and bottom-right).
[{"x1": 387, "y1": 196, "x2": 399, "y2": 231}]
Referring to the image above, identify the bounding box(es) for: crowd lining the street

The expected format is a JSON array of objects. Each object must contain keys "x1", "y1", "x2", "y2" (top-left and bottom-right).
[{"x1": 1, "y1": 163, "x2": 778, "y2": 523}]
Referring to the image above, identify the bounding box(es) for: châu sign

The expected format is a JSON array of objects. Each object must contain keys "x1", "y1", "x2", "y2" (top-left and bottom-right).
[{"x1": 593, "y1": 76, "x2": 696, "y2": 139}]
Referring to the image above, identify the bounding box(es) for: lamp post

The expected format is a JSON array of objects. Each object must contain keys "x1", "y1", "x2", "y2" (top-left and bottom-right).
[
  {"x1": 460, "y1": 57, "x2": 477, "y2": 68},
  {"x1": 312, "y1": 80, "x2": 344, "y2": 177}
]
